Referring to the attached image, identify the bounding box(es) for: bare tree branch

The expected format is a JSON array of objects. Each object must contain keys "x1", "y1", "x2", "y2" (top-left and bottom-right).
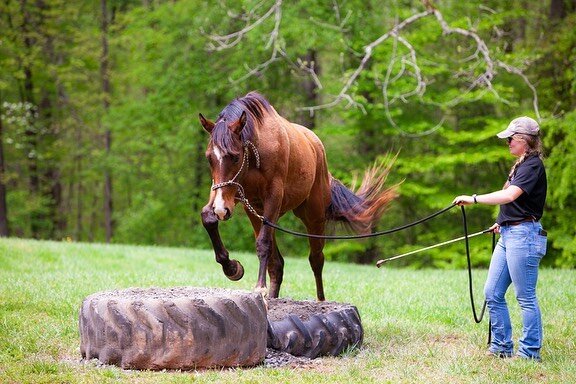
[
  {"x1": 204, "y1": 0, "x2": 282, "y2": 52},
  {"x1": 203, "y1": 1, "x2": 541, "y2": 129},
  {"x1": 301, "y1": 10, "x2": 433, "y2": 115},
  {"x1": 228, "y1": 47, "x2": 283, "y2": 84},
  {"x1": 432, "y1": 10, "x2": 495, "y2": 90},
  {"x1": 496, "y1": 60, "x2": 541, "y2": 121}
]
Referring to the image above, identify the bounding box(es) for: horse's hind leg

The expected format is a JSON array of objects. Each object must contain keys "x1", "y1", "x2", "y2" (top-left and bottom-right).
[
  {"x1": 247, "y1": 211, "x2": 284, "y2": 298},
  {"x1": 308, "y1": 234, "x2": 326, "y2": 301},
  {"x1": 294, "y1": 203, "x2": 327, "y2": 301},
  {"x1": 267, "y1": 242, "x2": 284, "y2": 298},
  {"x1": 296, "y1": 215, "x2": 326, "y2": 301}
]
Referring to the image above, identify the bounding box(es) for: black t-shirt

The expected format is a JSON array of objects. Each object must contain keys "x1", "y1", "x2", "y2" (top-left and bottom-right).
[{"x1": 497, "y1": 155, "x2": 547, "y2": 225}]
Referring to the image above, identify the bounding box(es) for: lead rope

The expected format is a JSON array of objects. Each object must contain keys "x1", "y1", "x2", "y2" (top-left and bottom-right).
[
  {"x1": 461, "y1": 205, "x2": 493, "y2": 346},
  {"x1": 262, "y1": 203, "x2": 457, "y2": 239}
]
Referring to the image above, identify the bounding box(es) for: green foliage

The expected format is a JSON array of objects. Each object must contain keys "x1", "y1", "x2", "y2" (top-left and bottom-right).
[
  {"x1": 543, "y1": 111, "x2": 576, "y2": 267},
  {"x1": 0, "y1": 0, "x2": 574, "y2": 267},
  {"x1": 324, "y1": 240, "x2": 371, "y2": 263}
]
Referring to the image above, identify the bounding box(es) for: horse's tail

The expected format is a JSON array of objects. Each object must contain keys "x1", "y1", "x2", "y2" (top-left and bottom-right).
[{"x1": 326, "y1": 155, "x2": 400, "y2": 234}]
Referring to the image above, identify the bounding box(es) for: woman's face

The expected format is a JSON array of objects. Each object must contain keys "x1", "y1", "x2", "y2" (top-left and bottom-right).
[{"x1": 507, "y1": 135, "x2": 528, "y2": 157}]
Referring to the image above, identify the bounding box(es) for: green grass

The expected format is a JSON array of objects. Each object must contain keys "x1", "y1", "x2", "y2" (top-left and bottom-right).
[{"x1": 0, "y1": 237, "x2": 575, "y2": 383}]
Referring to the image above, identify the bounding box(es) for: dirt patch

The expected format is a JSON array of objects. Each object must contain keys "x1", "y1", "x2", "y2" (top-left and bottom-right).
[
  {"x1": 70, "y1": 350, "x2": 319, "y2": 370},
  {"x1": 267, "y1": 298, "x2": 354, "y2": 321},
  {"x1": 87, "y1": 286, "x2": 242, "y2": 301}
]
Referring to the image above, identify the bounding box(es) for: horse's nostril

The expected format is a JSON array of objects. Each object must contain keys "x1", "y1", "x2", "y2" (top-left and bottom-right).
[{"x1": 214, "y1": 206, "x2": 232, "y2": 221}]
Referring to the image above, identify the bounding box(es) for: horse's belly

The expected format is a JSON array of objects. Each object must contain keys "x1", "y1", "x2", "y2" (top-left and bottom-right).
[
  {"x1": 282, "y1": 156, "x2": 326, "y2": 212},
  {"x1": 288, "y1": 167, "x2": 315, "y2": 196}
]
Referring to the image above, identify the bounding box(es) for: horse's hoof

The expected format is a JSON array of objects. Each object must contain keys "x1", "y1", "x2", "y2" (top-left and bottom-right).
[
  {"x1": 225, "y1": 259, "x2": 244, "y2": 281},
  {"x1": 254, "y1": 286, "x2": 268, "y2": 298},
  {"x1": 253, "y1": 287, "x2": 269, "y2": 310}
]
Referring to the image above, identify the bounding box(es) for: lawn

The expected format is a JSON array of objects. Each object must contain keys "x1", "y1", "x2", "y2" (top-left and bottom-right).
[{"x1": 0, "y1": 237, "x2": 574, "y2": 383}]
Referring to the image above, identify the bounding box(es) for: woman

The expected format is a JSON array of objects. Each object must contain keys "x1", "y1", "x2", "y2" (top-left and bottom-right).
[{"x1": 453, "y1": 116, "x2": 547, "y2": 361}]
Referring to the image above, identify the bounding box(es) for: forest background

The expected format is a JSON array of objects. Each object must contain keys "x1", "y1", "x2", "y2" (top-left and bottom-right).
[{"x1": 1, "y1": 0, "x2": 575, "y2": 268}]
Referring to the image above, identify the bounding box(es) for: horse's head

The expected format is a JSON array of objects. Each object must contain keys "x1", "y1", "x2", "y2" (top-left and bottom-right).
[{"x1": 199, "y1": 111, "x2": 247, "y2": 221}]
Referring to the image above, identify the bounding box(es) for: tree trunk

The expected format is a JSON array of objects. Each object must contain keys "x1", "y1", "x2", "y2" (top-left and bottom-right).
[
  {"x1": 57, "y1": 82, "x2": 86, "y2": 241},
  {"x1": 299, "y1": 49, "x2": 319, "y2": 129},
  {"x1": 19, "y1": 0, "x2": 42, "y2": 238},
  {"x1": 89, "y1": 185, "x2": 99, "y2": 242},
  {"x1": 192, "y1": 136, "x2": 205, "y2": 213},
  {"x1": 101, "y1": 0, "x2": 113, "y2": 243},
  {"x1": 38, "y1": 91, "x2": 66, "y2": 239},
  {"x1": 550, "y1": 0, "x2": 567, "y2": 20},
  {"x1": 75, "y1": 125, "x2": 84, "y2": 241},
  {"x1": 0, "y1": 96, "x2": 9, "y2": 237},
  {"x1": 38, "y1": 0, "x2": 67, "y2": 239}
]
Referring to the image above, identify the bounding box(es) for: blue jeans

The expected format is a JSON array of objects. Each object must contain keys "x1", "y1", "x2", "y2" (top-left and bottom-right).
[{"x1": 484, "y1": 221, "x2": 547, "y2": 360}]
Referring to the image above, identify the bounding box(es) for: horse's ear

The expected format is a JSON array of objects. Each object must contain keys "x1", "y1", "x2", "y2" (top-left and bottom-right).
[
  {"x1": 199, "y1": 113, "x2": 214, "y2": 133},
  {"x1": 229, "y1": 111, "x2": 247, "y2": 136}
]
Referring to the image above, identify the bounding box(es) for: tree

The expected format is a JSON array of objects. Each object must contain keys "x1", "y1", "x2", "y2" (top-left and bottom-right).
[
  {"x1": 0, "y1": 97, "x2": 8, "y2": 237},
  {"x1": 101, "y1": 0, "x2": 114, "y2": 243}
]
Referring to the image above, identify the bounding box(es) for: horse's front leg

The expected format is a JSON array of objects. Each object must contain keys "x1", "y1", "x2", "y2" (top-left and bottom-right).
[{"x1": 201, "y1": 204, "x2": 244, "y2": 281}]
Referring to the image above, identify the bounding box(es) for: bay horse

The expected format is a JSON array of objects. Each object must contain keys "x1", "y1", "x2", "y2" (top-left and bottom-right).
[{"x1": 199, "y1": 92, "x2": 398, "y2": 300}]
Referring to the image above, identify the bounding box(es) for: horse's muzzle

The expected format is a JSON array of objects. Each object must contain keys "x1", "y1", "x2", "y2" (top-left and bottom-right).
[{"x1": 214, "y1": 207, "x2": 231, "y2": 221}]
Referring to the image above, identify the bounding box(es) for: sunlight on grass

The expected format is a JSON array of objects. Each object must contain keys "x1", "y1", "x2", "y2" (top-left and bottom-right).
[{"x1": 0, "y1": 237, "x2": 574, "y2": 383}]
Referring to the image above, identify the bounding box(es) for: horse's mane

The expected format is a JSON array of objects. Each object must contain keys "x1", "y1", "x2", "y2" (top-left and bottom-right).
[{"x1": 212, "y1": 91, "x2": 272, "y2": 154}]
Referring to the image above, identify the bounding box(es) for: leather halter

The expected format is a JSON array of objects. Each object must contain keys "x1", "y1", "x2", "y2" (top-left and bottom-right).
[{"x1": 210, "y1": 141, "x2": 263, "y2": 220}]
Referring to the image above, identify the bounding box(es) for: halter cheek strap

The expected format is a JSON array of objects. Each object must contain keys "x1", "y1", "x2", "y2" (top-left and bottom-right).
[
  {"x1": 210, "y1": 141, "x2": 264, "y2": 220},
  {"x1": 211, "y1": 141, "x2": 260, "y2": 191}
]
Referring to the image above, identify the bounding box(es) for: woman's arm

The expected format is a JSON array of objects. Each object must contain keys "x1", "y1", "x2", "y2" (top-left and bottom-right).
[{"x1": 453, "y1": 185, "x2": 524, "y2": 206}]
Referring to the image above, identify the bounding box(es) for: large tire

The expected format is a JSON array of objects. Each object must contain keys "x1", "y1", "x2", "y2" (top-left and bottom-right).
[
  {"x1": 266, "y1": 298, "x2": 363, "y2": 358},
  {"x1": 79, "y1": 287, "x2": 267, "y2": 370}
]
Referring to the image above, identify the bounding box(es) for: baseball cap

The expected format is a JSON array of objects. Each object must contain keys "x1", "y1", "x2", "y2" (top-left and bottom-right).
[{"x1": 496, "y1": 116, "x2": 540, "y2": 138}]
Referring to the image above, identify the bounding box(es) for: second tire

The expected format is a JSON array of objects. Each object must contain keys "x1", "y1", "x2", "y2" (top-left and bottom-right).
[{"x1": 266, "y1": 298, "x2": 364, "y2": 358}]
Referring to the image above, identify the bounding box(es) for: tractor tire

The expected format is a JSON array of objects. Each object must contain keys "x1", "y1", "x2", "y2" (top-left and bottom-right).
[
  {"x1": 266, "y1": 298, "x2": 363, "y2": 358},
  {"x1": 79, "y1": 287, "x2": 267, "y2": 370}
]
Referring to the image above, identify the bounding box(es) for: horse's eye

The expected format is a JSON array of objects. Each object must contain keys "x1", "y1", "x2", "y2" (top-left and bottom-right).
[{"x1": 231, "y1": 154, "x2": 240, "y2": 164}]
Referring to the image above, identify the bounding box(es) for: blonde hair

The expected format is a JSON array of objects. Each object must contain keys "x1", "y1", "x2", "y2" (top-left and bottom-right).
[{"x1": 505, "y1": 133, "x2": 544, "y2": 186}]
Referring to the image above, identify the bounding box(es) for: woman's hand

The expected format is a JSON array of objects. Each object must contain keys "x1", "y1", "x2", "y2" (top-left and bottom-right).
[
  {"x1": 488, "y1": 222, "x2": 500, "y2": 234},
  {"x1": 452, "y1": 195, "x2": 474, "y2": 206}
]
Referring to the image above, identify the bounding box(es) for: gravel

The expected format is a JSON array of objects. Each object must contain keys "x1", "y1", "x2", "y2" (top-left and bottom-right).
[{"x1": 263, "y1": 348, "x2": 316, "y2": 368}]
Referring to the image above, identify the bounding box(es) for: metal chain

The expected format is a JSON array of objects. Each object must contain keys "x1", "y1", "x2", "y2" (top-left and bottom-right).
[
  {"x1": 245, "y1": 141, "x2": 260, "y2": 169},
  {"x1": 235, "y1": 186, "x2": 265, "y2": 221}
]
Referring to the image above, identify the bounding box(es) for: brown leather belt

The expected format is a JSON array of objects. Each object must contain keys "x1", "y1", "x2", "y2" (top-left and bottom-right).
[{"x1": 502, "y1": 217, "x2": 536, "y2": 226}]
